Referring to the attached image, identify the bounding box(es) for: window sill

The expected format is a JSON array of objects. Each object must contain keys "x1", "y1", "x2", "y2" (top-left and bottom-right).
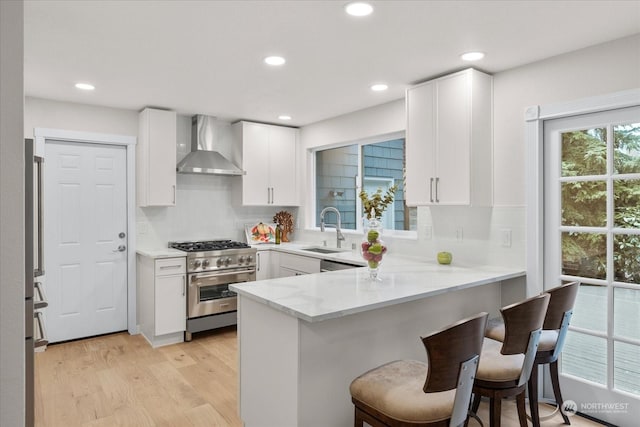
[{"x1": 305, "y1": 227, "x2": 418, "y2": 240}]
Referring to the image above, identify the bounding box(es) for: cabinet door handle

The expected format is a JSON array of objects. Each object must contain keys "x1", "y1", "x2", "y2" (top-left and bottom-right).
[
  {"x1": 429, "y1": 178, "x2": 434, "y2": 203},
  {"x1": 257, "y1": 253, "x2": 261, "y2": 271},
  {"x1": 34, "y1": 282, "x2": 48, "y2": 309},
  {"x1": 172, "y1": 185, "x2": 176, "y2": 204},
  {"x1": 35, "y1": 311, "x2": 49, "y2": 348},
  {"x1": 182, "y1": 276, "x2": 185, "y2": 296},
  {"x1": 267, "y1": 187, "x2": 270, "y2": 204},
  {"x1": 435, "y1": 177, "x2": 440, "y2": 203},
  {"x1": 35, "y1": 156, "x2": 45, "y2": 277}
]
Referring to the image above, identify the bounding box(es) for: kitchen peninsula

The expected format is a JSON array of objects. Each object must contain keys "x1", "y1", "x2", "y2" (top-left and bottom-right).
[{"x1": 230, "y1": 261, "x2": 525, "y2": 427}]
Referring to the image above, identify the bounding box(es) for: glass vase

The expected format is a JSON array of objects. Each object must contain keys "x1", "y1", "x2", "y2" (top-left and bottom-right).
[{"x1": 360, "y1": 217, "x2": 387, "y2": 281}]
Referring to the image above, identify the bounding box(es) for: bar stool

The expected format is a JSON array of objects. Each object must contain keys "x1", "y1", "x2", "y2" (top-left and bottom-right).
[
  {"x1": 350, "y1": 312, "x2": 489, "y2": 427},
  {"x1": 485, "y1": 282, "x2": 579, "y2": 426},
  {"x1": 468, "y1": 293, "x2": 550, "y2": 427}
]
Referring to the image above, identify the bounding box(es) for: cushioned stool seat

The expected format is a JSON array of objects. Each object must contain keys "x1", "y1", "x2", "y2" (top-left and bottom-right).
[
  {"x1": 350, "y1": 360, "x2": 456, "y2": 423},
  {"x1": 476, "y1": 338, "x2": 524, "y2": 383},
  {"x1": 466, "y1": 293, "x2": 550, "y2": 427},
  {"x1": 350, "y1": 312, "x2": 489, "y2": 427},
  {"x1": 482, "y1": 282, "x2": 579, "y2": 427}
]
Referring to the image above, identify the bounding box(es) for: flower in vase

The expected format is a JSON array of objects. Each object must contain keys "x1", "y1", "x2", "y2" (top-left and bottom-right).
[{"x1": 359, "y1": 185, "x2": 397, "y2": 220}]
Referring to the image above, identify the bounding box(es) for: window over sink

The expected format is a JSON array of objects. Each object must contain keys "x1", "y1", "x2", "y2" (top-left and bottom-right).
[{"x1": 314, "y1": 133, "x2": 417, "y2": 233}]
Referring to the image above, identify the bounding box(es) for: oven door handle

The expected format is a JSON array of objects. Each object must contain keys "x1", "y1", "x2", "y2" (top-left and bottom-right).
[
  {"x1": 190, "y1": 269, "x2": 256, "y2": 285},
  {"x1": 190, "y1": 268, "x2": 256, "y2": 280}
]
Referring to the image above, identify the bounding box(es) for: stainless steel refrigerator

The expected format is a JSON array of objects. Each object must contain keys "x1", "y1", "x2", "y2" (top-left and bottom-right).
[{"x1": 25, "y1": 138, "x2": 48, "y2": 426}]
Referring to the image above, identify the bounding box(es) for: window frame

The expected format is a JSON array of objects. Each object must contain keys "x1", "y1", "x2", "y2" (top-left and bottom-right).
[{"x1": 307, "y1": 130, "x2": 417, "y2": 239}]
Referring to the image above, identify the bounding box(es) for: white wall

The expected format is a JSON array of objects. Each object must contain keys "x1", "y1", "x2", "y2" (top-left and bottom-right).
[
  {"x1": 25, "y1": 97, "x2": 138, "y2": 137},
  {"x1": 301, "y1": 99, "x2": 405, "y2": 150},
  {"x1": 297, "y1": 34, "x2": 640, "y2": 268},
  {"x1": 1, "y1": 1, "x2": 25, "y2": 425},
  {"x1": 493, "y1": 33, "x2": 640, "y2": 206}
]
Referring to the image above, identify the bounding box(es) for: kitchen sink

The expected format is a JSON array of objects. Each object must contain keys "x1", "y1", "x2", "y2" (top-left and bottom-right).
[{"x1": 301, "y1": 247, "x2": 344, "y2": 254}]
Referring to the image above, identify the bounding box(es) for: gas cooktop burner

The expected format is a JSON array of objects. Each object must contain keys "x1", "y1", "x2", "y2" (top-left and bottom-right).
[{"x1": 169, "y1": 240, "x2": 251, "y2": 252}]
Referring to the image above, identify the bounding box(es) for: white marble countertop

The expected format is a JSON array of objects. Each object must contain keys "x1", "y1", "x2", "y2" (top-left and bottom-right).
[
  {"x1": 230, "y1": 262, "x2": 525, "y2": 322},
  {"x1": 136, "y1": 247, "x2": 186, "y2": 259}
]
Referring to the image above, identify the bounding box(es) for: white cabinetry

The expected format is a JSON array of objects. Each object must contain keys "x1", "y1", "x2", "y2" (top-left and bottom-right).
[
  {"x1": 234, "y1": 121, "x2": 299, "y2": 206},
  {"x1": 137, "y1": 108, "x2": 177, "y2": 207},
  {"x1": 406, "y1": 68, "x2": 492, "y2": 206},
  {"x1": 277, "y1": 252, "x2": 320, "y2": 277},
  {"x1": 137, "y1": 255, "x2": 186, "y2": 347},
  {"x1": 256, "y1": 250, "x2": 272, "y2": 281}
]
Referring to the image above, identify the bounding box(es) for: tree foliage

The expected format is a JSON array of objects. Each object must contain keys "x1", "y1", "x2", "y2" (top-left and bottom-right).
[{"x1": 561, "y1": 124, "x2": 640, "y2": 284}]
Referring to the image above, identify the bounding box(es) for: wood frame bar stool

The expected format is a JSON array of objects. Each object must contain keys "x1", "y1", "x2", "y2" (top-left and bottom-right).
[
  {"x1": 350, "y1": 312, "x2": 489, "y2": 427},
  {"x1": 485, "y1": 282, "x2": 579, "y2": 426},
  {"x1": 468, "y1": 293, "x2": 550, "y2": 427}
]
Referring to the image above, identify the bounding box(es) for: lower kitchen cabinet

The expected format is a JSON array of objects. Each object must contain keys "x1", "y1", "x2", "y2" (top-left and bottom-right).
[
  {"x1": 137, "y1": 254, "x2": 186, "y2": 347},
  {"x1": 256, "y1": 250, "x2": 272, "y2": 281},
  {"x1": 276, "y1": 252, "x2": 320, "y2": 277}
]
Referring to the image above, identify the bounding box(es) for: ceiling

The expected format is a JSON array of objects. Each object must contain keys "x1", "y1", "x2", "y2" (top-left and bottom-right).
[{"x1": 24, "y1": 0, "x2": 640, "y2": 127}]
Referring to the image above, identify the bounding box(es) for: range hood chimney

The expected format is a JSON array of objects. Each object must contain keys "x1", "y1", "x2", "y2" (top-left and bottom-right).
[{"x1": 176, "y1": 115, "x2": 245, "y2": 175}]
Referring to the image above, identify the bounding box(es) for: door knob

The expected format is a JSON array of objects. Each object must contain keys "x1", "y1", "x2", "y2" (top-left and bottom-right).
[{"x1": 113, "y1": 245, "x2": 126, "y2": 253}]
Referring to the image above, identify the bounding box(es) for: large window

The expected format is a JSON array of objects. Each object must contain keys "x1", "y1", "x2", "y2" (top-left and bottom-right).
[{"x1": 315, "y1": 137, "x2": 417, "y2": 232}]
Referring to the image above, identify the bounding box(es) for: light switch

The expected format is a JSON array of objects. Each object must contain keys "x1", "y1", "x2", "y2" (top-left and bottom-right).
[
  {"x1": 138, "y1": 222, "x2": 148, "y2": 235},
  {"x1": 501, "y1": 229, "x2": 512, "y2": 247}
]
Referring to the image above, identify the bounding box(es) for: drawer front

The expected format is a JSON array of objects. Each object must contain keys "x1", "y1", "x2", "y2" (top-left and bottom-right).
[
  {"x1": 155, "y1": 257, "x2": 186, "y2": 276},
  {"x1": 279, "y1": 253, "x2": 320, "y2": 274}
]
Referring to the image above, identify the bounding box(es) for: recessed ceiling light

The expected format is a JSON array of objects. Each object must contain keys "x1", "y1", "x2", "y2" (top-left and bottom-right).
[
  {"x1": 461, "y1": 52, "x2": 485, "y2": 61},
  {"x1": 345, "y1": 2, "x2": 373, "y2": 17},
  {"x1": 75, "y1": 82, "x2": 95, "y2": 91},
  {"x1": 278, "y1": 115, "x2": 292, "y2": 120},
  {"x1": 371, "y1": 83, "x2": 388, "y2": 92},
  {"x1": 264, "y1": 56, "x2": 286, "y2": 66}
]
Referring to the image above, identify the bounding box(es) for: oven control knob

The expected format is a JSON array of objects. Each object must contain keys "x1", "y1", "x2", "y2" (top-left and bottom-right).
[
  {"x1": 202, "y1": 259, "x2": 210, "y2": 268},
  {"x1": 224, "y1": 257, "x2": 231, "y2": 266},
  {"x1": 246, "y1": 255, "x2": 253, "y2": 263},
  {"x1": 238, "y1": 255, "x2": 246, "y2": 264},
  {"x1": 193, "y1": 260, "x2": 202, "y2": 268},
  {"x1": 216, "y1": 258, "x2": 223, "y2": 267}
]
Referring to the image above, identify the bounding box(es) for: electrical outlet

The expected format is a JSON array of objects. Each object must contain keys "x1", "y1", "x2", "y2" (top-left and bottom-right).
[
  {"x1": 424, "y1": 225, "x2": 432, "y2": 240},
  {"x1": 456, "y1": 226, "x2": 463, "y2": 241},
  {"x1": 501, "y1": 229, "x2": 512, "y2": 247}
]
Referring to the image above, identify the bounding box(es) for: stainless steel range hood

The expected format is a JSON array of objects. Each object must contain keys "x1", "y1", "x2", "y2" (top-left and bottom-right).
[{"x1": 176, "y1": 115, "x2": 245, "y2": 175}]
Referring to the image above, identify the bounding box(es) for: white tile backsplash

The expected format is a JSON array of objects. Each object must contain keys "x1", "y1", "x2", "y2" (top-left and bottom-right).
[
  {"x1": 296, "y1": 205, "x2": 526, "y2": 269},
  {"x1": 137, "y1": 173, "x2": 298, "y2": 247}
]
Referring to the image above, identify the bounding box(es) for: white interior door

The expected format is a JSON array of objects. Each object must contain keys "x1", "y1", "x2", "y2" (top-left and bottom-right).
[
  {"x1": 44, "y1": 140, "x2": 128, "y2": 343},
  {"x1": 543, "y1": 106, "x2": 640, "y2": 425}
]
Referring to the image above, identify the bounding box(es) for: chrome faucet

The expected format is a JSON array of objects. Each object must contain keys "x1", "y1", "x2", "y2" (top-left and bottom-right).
[{"x1": 320, "y1": 206, "x2": 346, "y2": 248}]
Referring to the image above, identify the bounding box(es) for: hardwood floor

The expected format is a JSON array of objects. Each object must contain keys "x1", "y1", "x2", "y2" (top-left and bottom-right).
[
  {"x1": 35, "y1": 327, "x2": 604, "y2": 427},
  {"x1": 35, "y1": 327, "x2": 242, "y2": 427}
]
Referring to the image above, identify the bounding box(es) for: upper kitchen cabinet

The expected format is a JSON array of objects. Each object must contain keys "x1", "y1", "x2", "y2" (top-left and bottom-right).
[
  {"x1": 405, "y1": 68, "x2": 492, "y2": 206},
  {"x1": 137, "y1": 108, "x2": 177, "y2": 207},
  {"x1": 234, "y1": 121, "x2": 299, "y2": 206}
]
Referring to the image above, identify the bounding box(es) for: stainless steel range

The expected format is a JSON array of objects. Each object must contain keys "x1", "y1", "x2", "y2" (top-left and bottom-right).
[{"x1": 169, "y1": 240, "x2": 256, "y2": 341}]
